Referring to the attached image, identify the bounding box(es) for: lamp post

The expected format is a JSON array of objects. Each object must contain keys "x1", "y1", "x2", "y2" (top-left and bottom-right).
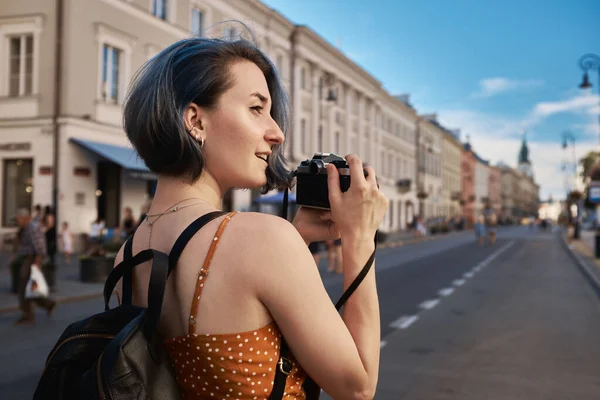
[
  {"x1": 578, "y1": 54, "x2": 600, "y2": 251},
  {"x1": 578, "y1": 54, "x2": 600, "y2": 144}
]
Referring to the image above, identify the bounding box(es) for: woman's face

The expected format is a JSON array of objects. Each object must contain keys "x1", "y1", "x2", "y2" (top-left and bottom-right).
[{"x1": 199, "y1": 61, "x2": 285, "y2": 191}]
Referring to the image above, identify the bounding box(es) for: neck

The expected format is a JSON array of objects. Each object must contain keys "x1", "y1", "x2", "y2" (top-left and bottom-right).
[{"x1": 150, "y1": 172, "x2": 225, "y2": 212}]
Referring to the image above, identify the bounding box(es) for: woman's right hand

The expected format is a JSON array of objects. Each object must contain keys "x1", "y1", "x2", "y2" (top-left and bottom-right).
[{"x1": 327, "y1": 154, "x2": 389, "y2": 244}]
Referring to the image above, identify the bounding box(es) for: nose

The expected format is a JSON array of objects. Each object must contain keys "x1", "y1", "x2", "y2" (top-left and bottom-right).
[{"x1": 264, "y1": 119, "x2": 285, "y2": 145}]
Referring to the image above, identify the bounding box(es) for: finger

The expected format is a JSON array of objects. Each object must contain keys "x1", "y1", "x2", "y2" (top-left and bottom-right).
[
  {"x1": 364, "y1": 165, "x2": 377, "y2": 187},
  {"x1": 345, "y1": 154, "x2": 367, "y2": 187},
  {"x1": 327, "y1": 163, "x2": 342, "y2": 207}
]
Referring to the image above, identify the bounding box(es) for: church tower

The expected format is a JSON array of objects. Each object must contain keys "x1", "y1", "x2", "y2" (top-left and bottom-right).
[{"x1": 517, "y1": 132, "x2": 533, "y2": 177}]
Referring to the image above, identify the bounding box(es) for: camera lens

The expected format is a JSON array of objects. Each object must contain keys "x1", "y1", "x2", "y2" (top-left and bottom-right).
[{"x1": 309, "y1": 159, "x2": 326, "y2": 175}]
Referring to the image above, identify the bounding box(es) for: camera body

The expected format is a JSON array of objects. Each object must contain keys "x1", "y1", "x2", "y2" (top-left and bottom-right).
[{"x1": 296, "y1": 153, "x2": 352, "y2": 209}]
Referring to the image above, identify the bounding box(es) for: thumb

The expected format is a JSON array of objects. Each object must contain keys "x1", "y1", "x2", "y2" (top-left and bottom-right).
[{"x1": 327, "y1": 164, "x2": 342, "y2": 208}]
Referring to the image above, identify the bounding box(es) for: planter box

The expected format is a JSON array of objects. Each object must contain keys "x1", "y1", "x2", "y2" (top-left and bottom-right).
[{"x1": 79, "y1": 256, "x2": 115, "y2": 283}]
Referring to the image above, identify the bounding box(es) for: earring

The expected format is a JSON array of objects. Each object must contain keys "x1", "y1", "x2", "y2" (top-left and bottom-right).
[
  {"x1": 186, "y1": 126, "x2": 194, "y2": 134},
  {"x1": 198, "y1": 137, "x2": 205, "y2": 148}
]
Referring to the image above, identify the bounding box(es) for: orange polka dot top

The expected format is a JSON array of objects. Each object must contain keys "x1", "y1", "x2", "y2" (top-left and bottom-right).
[{"x1": 164, "y1": 212, "x2": 308, "y2": 399}]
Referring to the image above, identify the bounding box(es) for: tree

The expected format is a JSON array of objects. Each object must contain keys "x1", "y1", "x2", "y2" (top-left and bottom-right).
[{"x1": 579, "y1": 151, "x2": 600, "y2": 180}]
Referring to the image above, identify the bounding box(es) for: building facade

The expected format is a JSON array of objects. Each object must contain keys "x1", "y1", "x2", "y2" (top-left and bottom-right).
[
  {"x1": 461, "y1": 144, "x2": 477, "y2": 224},
  {"x1": 0, "y1": 0, "x2": 427, "y2": 246},
  {"x1": 441, "y1": 128, "x2": 462, "y2": 218},
  {"x1": 488, "y1": 165, "x2": 501, "y2": 216},
  {"x1": 416, "y1": 115, "x2": 443, "y2": 219},
  {"x1": 474, "y1": 155, "x2": 489, "y2": 217}
]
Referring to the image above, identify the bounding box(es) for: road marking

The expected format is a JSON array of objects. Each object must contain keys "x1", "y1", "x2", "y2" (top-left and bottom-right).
[
  {"x1": 453, "y1": 279, "x2": 465, "y2": 286},
  {"x1": 390, "y1": 315, "x2": 419, "y2": 329},
  {"x1": 419, "y1": 299, "x2": 440, "y2": 310},
  {"x1": 380, "y1": 340, "x2": 388, "y2": 349},
  {"x1": 439, "y1": 287, "x2": 455, "y2": 297}
]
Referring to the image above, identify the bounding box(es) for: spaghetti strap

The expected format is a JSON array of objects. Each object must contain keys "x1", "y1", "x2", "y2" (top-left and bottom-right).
[{"x1": 188, "y1": 211, "x2": 238, "y2": 334}]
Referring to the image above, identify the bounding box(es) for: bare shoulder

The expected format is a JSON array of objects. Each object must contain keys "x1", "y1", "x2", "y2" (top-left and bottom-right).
[{"x1": 226, "y1": 212, "x2": 307, "y2": 255}]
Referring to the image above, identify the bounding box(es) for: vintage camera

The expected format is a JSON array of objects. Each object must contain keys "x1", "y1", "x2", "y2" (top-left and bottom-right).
[{"x1": 296, "y1": 153, "x2": 362, "y2": 209}]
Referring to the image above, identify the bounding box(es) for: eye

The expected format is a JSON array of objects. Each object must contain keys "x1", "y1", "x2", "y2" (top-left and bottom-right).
[{"x1": 250, "y1": 106, "x2": 263, "y2": 114}]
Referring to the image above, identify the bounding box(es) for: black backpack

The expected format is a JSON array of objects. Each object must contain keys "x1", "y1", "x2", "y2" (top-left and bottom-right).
[{"x1": 33, "y1": 211, "x2": 228, "y2": 400}]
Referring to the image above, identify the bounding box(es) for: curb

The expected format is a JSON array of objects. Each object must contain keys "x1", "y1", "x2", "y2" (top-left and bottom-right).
[
  {"x1": 0, "y1": 291, "x2": 104, "y2": 315},
  {"x1": 560, "y1": 233, "x2": 600, "y2": 299}
]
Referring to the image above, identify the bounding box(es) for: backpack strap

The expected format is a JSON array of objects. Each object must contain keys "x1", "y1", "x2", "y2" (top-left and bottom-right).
[
  {"x1": 104, "y1": 211, "x2": 229, "y2": 310},
  {"x1": 188, "y1": 211, "x2": 237, "y2": 334},
  {"x1": 121, "y1": 234, "x2": 135, "y2": 305}
]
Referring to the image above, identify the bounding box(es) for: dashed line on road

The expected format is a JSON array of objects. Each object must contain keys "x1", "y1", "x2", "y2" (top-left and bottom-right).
[
  {"x1": 389, "y1": 315, "x2": 419, "y2": 330},
  {"x1": 419, "y1": 299, "x2": 440, "y2": 310},
  {"x1": 384, "y1": 240, "x2": 517, "y2": 348}
]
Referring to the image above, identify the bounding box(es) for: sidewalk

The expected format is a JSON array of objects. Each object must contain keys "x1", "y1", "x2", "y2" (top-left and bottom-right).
[
  {"x1": 0, "y1": 253, "x2": 104, "y2": 314},
  {"x1": 563, "y1": 230, "x2": 600, "y2": 296},
  {"x1": 0, "y1": 228, "x2": 472, "y2": 315}
]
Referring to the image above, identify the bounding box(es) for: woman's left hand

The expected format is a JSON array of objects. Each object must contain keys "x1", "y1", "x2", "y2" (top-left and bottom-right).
[{"x1": 292, "y1": 207, "x2": 340, "y2": 245}]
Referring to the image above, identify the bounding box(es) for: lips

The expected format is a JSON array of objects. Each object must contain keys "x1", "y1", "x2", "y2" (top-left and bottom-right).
[{"x1": 256, "y1": 154, "x2": 269, "y2": 163}]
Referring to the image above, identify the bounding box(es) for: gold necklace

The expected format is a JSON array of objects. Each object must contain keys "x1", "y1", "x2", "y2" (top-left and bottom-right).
[{"x1": 145, "y1": 198, "x2": 212, "y2": 248}]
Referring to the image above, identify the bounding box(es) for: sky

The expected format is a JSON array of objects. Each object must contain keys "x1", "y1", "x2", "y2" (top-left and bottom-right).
[{"x1": 261, "y1": 0, "x2": 600, "y2": 201}]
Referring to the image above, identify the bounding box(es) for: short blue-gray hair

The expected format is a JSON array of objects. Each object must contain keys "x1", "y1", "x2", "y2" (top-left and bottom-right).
[{"x1": 123, "y1": 37, "x2": 291, "y2": 193}]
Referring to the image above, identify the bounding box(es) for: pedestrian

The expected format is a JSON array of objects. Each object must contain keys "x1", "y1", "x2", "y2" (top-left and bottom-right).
[
  {"x1": 42, "y1": 205, "x2": 57, "y2": 291},
  {"x1": 115, "y1": 35, "x2": 388, "y2": 399},
  {"x1": 32, "y1": 204, "x2": 42, "y2": 224},
  {"x1": 325, "y1": 239, "x2": 343, "y2": 274},
  {"x1": 487, "y1": 213, "x2": 497, "y2": 245},
  {"x1": 308, "y1": 240, "x2": 323, "y2": 266},
  {"x1": 122, "y1": 206, "x2": 136, "y2": 238},
  {"x1": 88, "y1": 218, "x2": 104, "y2": 254},
  {"x1": 60, "y1": 221, "x2": 73, "y2": 264},
  {"x1": 475, "y1": 214, "x2": 485, "y2": 246},
  {"x1": 14, "y1": 208, "x2": 56, "y2": 325}
]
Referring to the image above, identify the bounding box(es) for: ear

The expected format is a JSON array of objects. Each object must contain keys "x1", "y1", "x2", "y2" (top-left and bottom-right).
[{"x1": 183, "y1": 103, "x2": 206, "y2": 138}]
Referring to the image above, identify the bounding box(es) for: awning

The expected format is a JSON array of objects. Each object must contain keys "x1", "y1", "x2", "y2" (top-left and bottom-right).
[{"x1": 70, "y1": 138, "x2": 156, "y2": 179}]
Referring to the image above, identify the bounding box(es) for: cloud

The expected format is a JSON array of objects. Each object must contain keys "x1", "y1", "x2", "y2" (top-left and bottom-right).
[
  {"x1": 471, "y1": 77, "x2": 544, "y2": 98},
  {"x1": 531, "y1": 92, "x2": 597, "y2": 118}
]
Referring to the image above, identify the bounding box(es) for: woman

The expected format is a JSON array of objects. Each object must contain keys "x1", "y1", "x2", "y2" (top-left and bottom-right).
[{"x1": 115, "y1": 36, "x2": 388, "y2": 399}]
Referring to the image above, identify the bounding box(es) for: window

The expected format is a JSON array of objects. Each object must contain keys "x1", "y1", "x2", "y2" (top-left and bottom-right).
[
  {"x1": 191, "y1": 8, "x2": 204, "y2": 36},
  {"x1": 152, "y1": 0, "x2": 167, "y2": 20},
  {"x1": 300, "y1": 67, "x2": 305, "y2": 90},
  {"x1": 300, "y1": 119, "x2": 306, "y2": 154},
  {"x1": 101, "y1": 44, "x2": 122, "y2": 104},
  {"x1": 2, "y1": 159, "x2": 33, "y2": 227},
  {"x1": 224, "y1": 26, "x2": 237, "y2": 41},
  {"x1": 8, "y1": 34, "x2": 33, "y2": 97}
]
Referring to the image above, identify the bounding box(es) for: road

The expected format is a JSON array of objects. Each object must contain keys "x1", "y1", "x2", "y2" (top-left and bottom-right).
[{"x1": 1, "y1": 226, "x2": 599, "y2": 399}]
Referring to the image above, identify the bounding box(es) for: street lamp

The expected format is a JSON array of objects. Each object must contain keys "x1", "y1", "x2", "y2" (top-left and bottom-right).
[
  {"x1": 578, "y1": 54, "x2": 600, "y2": 144},
  {"x1": 577, "y1": 54, "x2": 600, "y2": 251}
]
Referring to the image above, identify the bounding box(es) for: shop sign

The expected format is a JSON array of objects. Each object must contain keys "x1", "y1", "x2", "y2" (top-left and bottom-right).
[
  {"x1": 588, "y1": 181, "x2": 600, "y2": 203},
  {"x1": 39, "y1": 166, "x2": 53, "y2": 175},
  {"x1": 0, "y1": 142, "x2": 31, "y2": 151},
  {"x1": 74, "y1": 167, "x2": 91, "y2": 177},
  {"x1": 128, "y1": 170, "x2": 157, "y2": 180}
]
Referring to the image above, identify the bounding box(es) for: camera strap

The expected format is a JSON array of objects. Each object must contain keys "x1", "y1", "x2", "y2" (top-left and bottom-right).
[{"x1": 271, "y1": 187, "x2": 377, "y2": 400}]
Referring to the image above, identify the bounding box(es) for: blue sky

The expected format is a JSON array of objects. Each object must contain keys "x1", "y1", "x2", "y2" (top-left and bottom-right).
[{"x1": 261, "y1": 0, "x2": 600, "y2": 200}]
